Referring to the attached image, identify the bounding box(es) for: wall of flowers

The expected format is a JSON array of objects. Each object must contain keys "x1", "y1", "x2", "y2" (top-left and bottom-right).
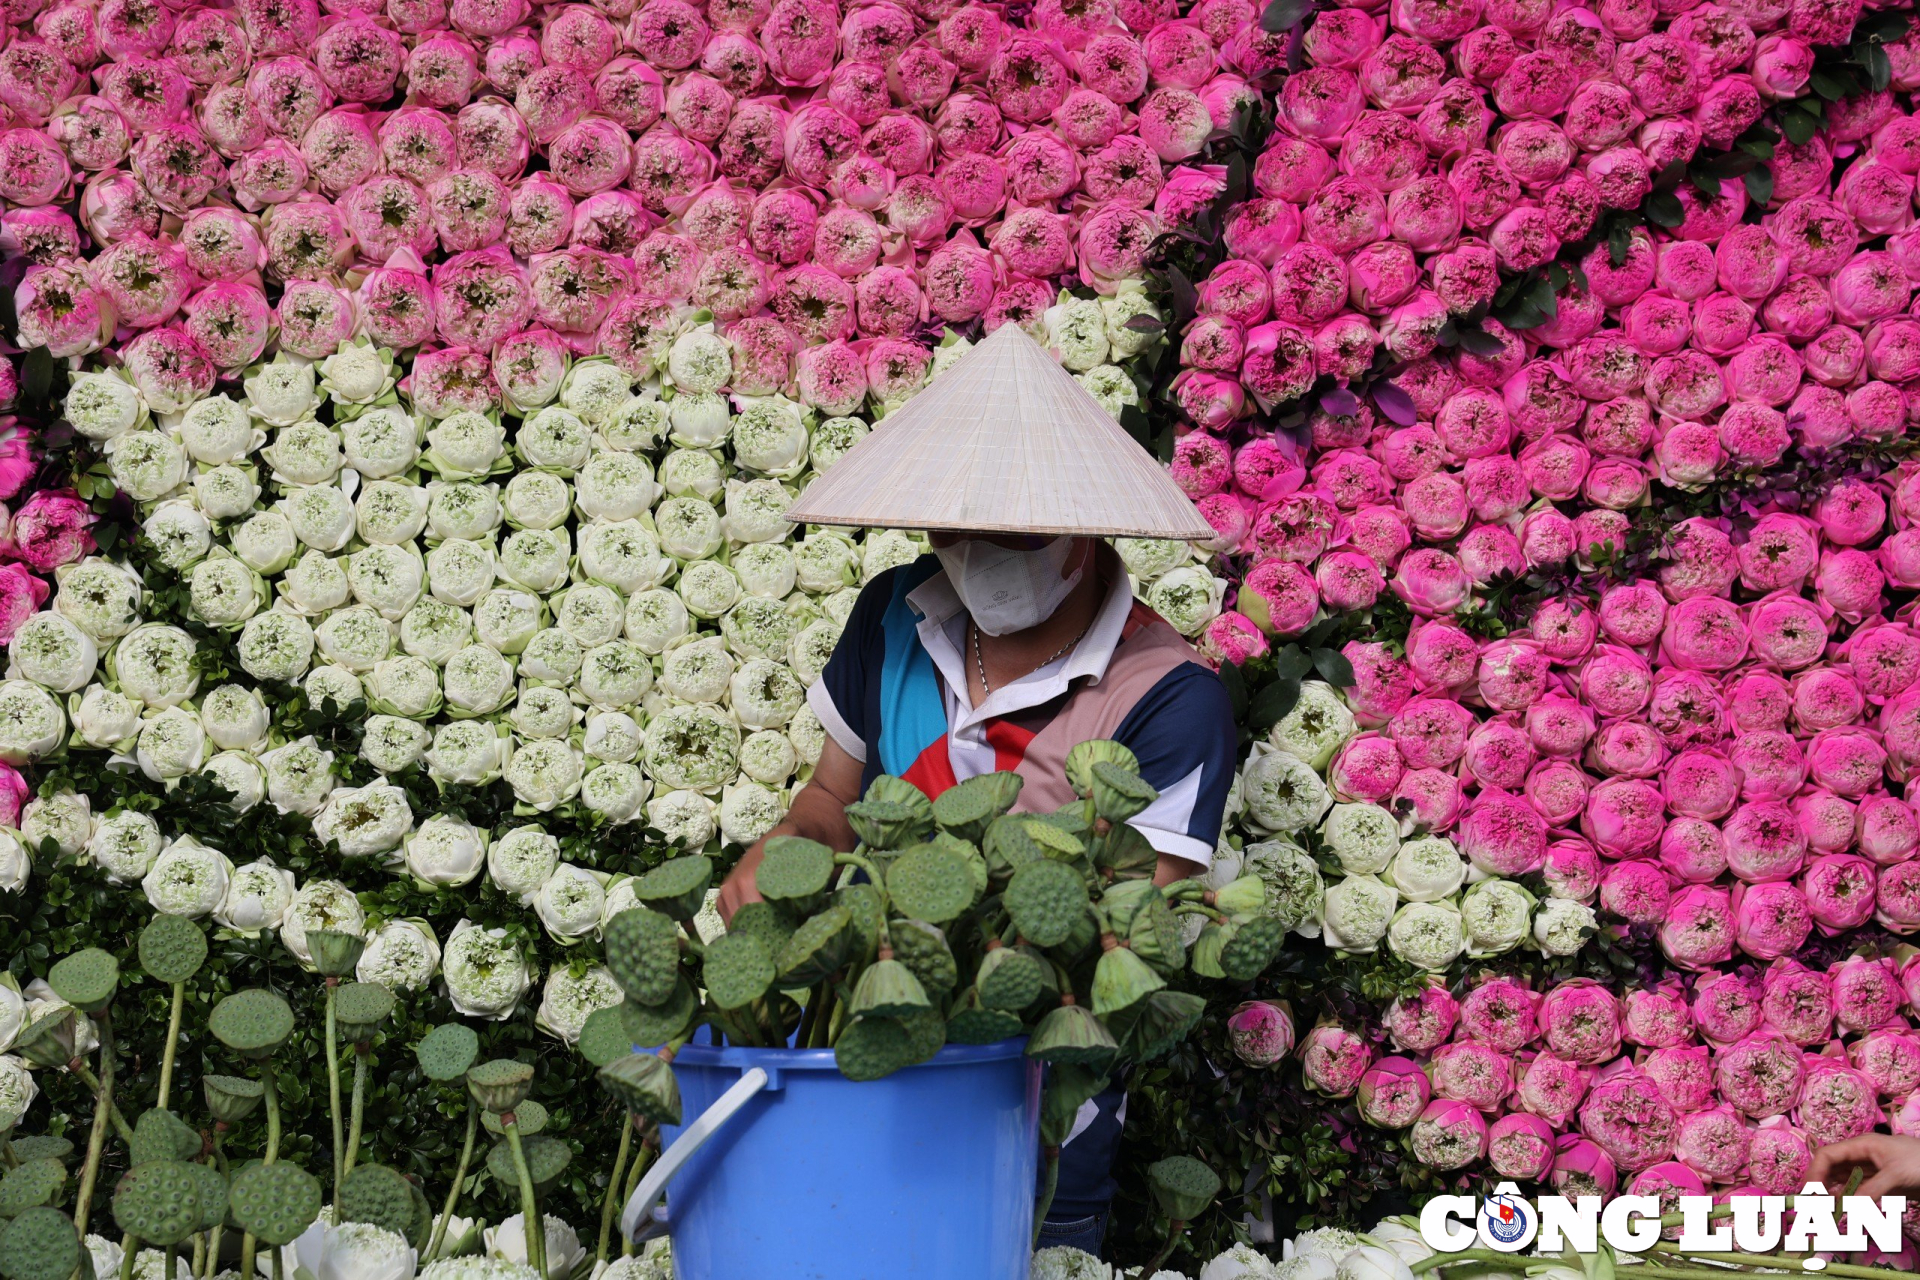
[{"x1": 3, "y1": 0, "x2": 1920, "y2": 1269}]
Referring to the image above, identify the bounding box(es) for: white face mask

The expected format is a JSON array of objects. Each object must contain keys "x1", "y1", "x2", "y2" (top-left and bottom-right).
[{"x1": 933, "y1": 537, "x2": 1084, "y2": 637}]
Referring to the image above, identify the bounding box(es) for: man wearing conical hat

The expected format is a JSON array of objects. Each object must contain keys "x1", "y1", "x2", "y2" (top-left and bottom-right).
[{"x1": 716, "y1": 325, "x2": 1237, "y2": 1257}]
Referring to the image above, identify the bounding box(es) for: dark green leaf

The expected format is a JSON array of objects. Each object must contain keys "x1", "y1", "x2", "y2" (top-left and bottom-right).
[
  {"x1": 1697, "y1": 150, "x2": 1758, "y2": 178},
  {"x1": 1652, "y1": 160, "x2": 1688, "y2": 193},
  {"x1": 1688, "y1": 168, "x2": 1722, "y2": 200},
  {"x1": 1310, "y1": 648, "x2": 1355, "y2": 688},
  {"x1": 1218, "y1": 659, "x2": 1248, "y2": 721},
  {"x1": 1258, "y1": 0, "x2": 1312, "y2": 32},
  {"x1": 1455, "y1": 327, "x2": 1504, "y2": 355},
  {"x1": 1123, "y1": 314, "x2": 1165, "y2": 333},
  {"x1": 1607, "y1": 222, "x2": 1633, "y2": 268},
  {"x1": 21, "y1": 347, "x2": 52, "y2": 408},
  {"x1": 1370, "y1": 381, "x2": 1417, "y2": 426},
  {"x1": 1869, "y1": 44, "x2": 1892, "y2": 92},
  {"x1": 1247, "y1": 676, "x2": 1302, "y2": 730},
  {"x1": 1643, "y1": 191, "x2": 1685, "y2": 228},
  {"x1": 1744, "y1": 164, "x2": 1775, "y2": 205},
  {"x1": 1272, "y1": 646, "x2": 1313, "y2": 682},
  {"x1": 1779, "y1": 108, "x2": 1818, "y2": 147},
  {"x1": 1809, "y1": 69, "x2": 1848, "y2": 100}
]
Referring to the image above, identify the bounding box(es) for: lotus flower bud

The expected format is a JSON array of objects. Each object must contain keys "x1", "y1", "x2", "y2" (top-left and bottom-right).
[
  {"x1": 1298, "y1": 1023, "x2": 1372, "y2": 1097},
  {"x1": 1227, "y1": 1000, "x2": 1294, "y2": 1066},
  {"x1": 1357, "y1": 1054, "x2": 1430, "y2": 1129}
]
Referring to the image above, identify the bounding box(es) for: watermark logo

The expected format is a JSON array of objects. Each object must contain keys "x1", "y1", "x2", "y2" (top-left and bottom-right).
[{"x1": 1477, "y1": 1188, "x2": 1536, "y2": 1253}]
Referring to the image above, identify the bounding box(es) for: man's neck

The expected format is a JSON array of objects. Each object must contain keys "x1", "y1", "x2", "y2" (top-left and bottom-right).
[{"x1": 970, "y1": 545, "x2": 1108, "y2": 692}]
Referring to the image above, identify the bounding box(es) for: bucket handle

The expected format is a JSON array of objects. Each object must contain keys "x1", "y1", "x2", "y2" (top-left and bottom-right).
[{"x1": 620, "y1": 1066, "x2": 771, "y2": 1244}]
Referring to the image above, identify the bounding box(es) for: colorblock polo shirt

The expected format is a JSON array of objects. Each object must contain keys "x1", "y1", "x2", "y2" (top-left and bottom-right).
[{"x1": 806, "y1": 549, "x2": 1237, "y2": 865}]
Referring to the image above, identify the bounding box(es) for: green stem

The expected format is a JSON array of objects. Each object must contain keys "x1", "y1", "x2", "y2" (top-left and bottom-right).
[
  {"x1": 1032, "y1": 1145, "x2": 1060, "y2": 1249},
  {"x1": 806, "y1": 985, "x2": 836, "y2": 1049},
  {"x1": 1657, "y1": 1250, "x2": 1920, "y2": 1280},
  {"x1": 202, "y1": 1137, "x2": 227, "y2": 1280},
  {"x1": 274, "y1": 1246, "x2": 284, "y2": 1280},
  {"x1": 118, "y1": 1240, "x2": 136, "y2": 1280},
  {"x1": 427, "y1": 1105, "x2": 478, "y2": 1262},
  {"x1": 1145, "y1": 1220, "x2": 1188, "y2": 1275},
  {"x1": 344, "y1": 1046, "x2": 371, "y2": 1176},
  {"x1": 620, "y1": 1129, "x2": 654, "y2": 1258},
  {"x1": 503, "y1": 1118, "x2": 546, "y2": 1277},
  {"x1": 157, "y1": 983, "x2": 185, "y2": 1112},
  {"x1": 595, "y1": 1116, "x2": 634, "y2": 1266},
  {"x1": 832, "y1": 852, "x2": 889, "y2": 910},
  {"x1": 72, "y1": 1011, "x2": 114, "y2": 1238},
  {"x1": 191, "y1": 1231, "x2": 205, "y2": 1278},
  {"x1": 68, "y1": 1064, "x2": 134, "y2": 1144},
  {"x1": 241, "y1": 1073, "x2": 282, "y2": 1280},
  {"x1": 1410, "y1": 1251, "x2": 1520, "y2": 1275},
  {"x1": 324, "y1": 982, "x2": 343, "y2": 1205}
]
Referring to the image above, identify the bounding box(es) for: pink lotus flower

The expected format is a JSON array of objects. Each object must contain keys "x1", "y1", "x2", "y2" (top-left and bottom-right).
[
  {"x1": 1298, "y1": 1023, "x2": 1372, "y2": 1098},
  {"x1": 1579, "y1": 1070, "x2": 1679, "y2": 1171},
  {"x1": 1489, "y1": 1112, "x2": 1556, "y2": 1180},
  {"x1": 1551, "y1": 1133, "x2": 1620, "y2": 1198},
  {"x1": 1411, "y1": 1097, "x2": 1489, "y2": 1170},
  {"x1": 1384, "y1": 984, "x2": 1459, "y2": 1053},
  {"x1": 1357, "y1": 1055, "x2": 1431, "y2": 1129},
  {"x1": 1226, "y1": 1000, "x2": 1294, "y2": 1067},
  {"x1": 7, "y1": 491, "x2": 93, "y2": 573}
]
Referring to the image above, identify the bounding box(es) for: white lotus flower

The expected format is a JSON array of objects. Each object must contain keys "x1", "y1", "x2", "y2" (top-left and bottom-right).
[
  {"x1": 485, "y1": 1215, "x2": 585, "y2": 1280},
  {"x1": 216, "y1": 858, "x2": 296, "y2": 933},
  {"x1": 0, "y1": 982, "x2": 25, "y2": 1054},
  {"x1": 88, "y1": 810, "x2": 163, "y2": 884},
  {"x1": 21, "y1": 793, "x2": 89, "y2": 857},
  {"x1": 442, "y1": 920, "x2": 531, "y2": 1020},
  {"x1": 244, "y1": 352, "x2": 320, "y2": 425},
  {"x1": 72, "y1": 685, "x2": 141, "y2": 748},
  {"x1": 0, "y1": 1053, "x2": 35, "y2": 1126},
  {"x1": 142, "y1": 836, "x2": 234, "y2": 918},
  {"x1": 64, "y1": 369, "x2": 147, "y2": 440},
  {"x1": 0, "y1": 831, "x2": 28, "y2": 893},
  {"x1": 137, "y1": 707, "x2": 207, "y2": 780},
  {"x1": 533, "y1": 965, "x2": 621, "y2": 1043},
  {"x1": 261, "y1": 737, "x2": 336, "y2": 815},
  {"x1": 357, "y1": 918, "x2": 442, "y2": 991},
  {"x1": 504, "y1": 739, "x2": 584, "y2": 811},
  {"x1": 280, "y1": 880, "x2": 366, "y2": 966},
  {"x1": 200, "y1": 684, "x2": 271, "y2": 751},
  {"x1": 404, "y1": 816, "x2": 487, "y2": 888},
  {"x1": 314, "y1": 782, "x2": 413, "y2": 858},
  {"x1": 488, "y1": 827, "x2": 560, "y2": 903},
  {"x1": 293, "y1": 1219, "x2": 417, "y2": 1280},
  {"x1": 9, "y1": 612, "x2": 97, "y2": 692},
  {"x1": 534, "y1": 864, "x2": 607, "y2": 941}
]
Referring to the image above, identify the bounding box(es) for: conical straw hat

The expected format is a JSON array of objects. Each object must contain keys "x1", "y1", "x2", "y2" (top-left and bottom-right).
[{"x1": 784, "y1": 324, "x2": 1214, "y2": 540}]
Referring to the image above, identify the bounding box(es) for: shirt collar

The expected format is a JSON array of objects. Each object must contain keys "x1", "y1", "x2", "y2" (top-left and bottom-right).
[{"x1": 905, "y1": 544, "x2": 1135, "y2": 724}]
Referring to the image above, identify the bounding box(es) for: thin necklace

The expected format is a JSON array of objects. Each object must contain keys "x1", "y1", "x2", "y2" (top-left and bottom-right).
[{"x1": 972, "y1": 618, "x2": 1092, "y2": 698}]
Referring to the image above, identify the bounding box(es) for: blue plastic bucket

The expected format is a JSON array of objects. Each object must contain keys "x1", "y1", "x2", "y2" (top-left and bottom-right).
[{"x1": 625, "y1": 1039, "x2": 1041, "y2": 1280}]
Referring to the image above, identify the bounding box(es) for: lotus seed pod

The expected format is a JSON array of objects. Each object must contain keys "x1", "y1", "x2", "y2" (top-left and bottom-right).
[
  {"x1": 226, "y1": 1161, "x2": 322, "y2": 1247},
  {"x1": 207, "y1": 990, "x2": 295, "y2": 1058},
  {"x1": 47, "y1": 949, "x2": 118, "y2": 1014},
  {"x1": 404, "y1": 1177, "x2": 433, "y2": 1251},
  {"x1": 0, "y1": 1160, "x2": 66, "y2": 1216},
  {"x1": 1110, "y1": 989, "x2": 1207, "y2": 1061},
  {"x1": 946, "y1": 989, "x2": 1026, "y2": 1044},
  {"x1": 834, "y1": 1015, "x2": 922, "y2": 1082},
  {"x1": 337, "y1": 1163, "x2": 417, "y2": 1235},
  {"x1": 111, "y1": 1161, "x2": 204, "y2": 1246},
  {"x1": 1210, "y1": 875, "x2": 1268, "y2": 918},
  {"x1": 0, "y1": 1206, "x2": 81, "y2": 1280},
  {"x1": 775, "y1": 904, "x2": 856, "y2": 986},
  {"x1": 1090, "y1": 760, "x2": 1158, "y2": 823},
  {"x1": 932, "y1": 832, "x2": 991, "y2": 902},
  {"x1": 1105, "y1": 882, "x2": 1186, "y2": 975},
  {"x1": 754, "y1": 836, "x2": 836, "y2": 909},
  {"x1": 1066, "y1": 739, "x2": 1142, "y2": 796},
  {"x1": 138, "y1": 915, "x2": 208, "y2": 986},
  {"x1": 631, "y1": 855, "x2": 714, "y2": 921},
  {"x1": 983, "y1": 814, "x2": 1049, "y2": 879},
  {"x1": 1005, "y1": 859, "x2": 1090, "y2": 948},
  {"x1": 887, "y1": 920, "x2": 957, "y2": 999},
  {"x1": 619, "y1": 982, "x2": 700, "y2": 1048},
  {"x1": 835, "y1": 883, "x2": 885, "y2": 962},
  {"x1": 884, "y1": 845, "x2": 974, "y2": 924},
  {"x1": 202, "y1": 1075, "x2": 264, "y2": 1125},
  {"x1": 1026, "y1": 1001, "x2": 1119, "y2": 1068},
  {"x1": 604, "y1": 907, "x2": 686, "y2": 1006},
  {"x1": 1190, "y1": 923, "x2": 1230, "y2": 979},
  {"x1": 1218, "y1": 915, "x2": 1285, "y2": 981},
  {"x1": 701, "y1": 932, "x2": 775, "y2": 1010},
  {"x1": 184, "y1": 1161, "x2": 228, "y2": 1231},
  {"x1": 412, "y1": 1023, "x2": 481, "y2": 1082},
  {"x1": 307, "y1": 928, "x2": 368, "y2": 978},
  {"x1": 976, "y1": 946, "x2": 1047, "y2": 1012},
  {"x1": 576, "y1": 1007, "x2": 637, "y2": 1068},
  {"x1": 930, "y1": 772, "x2": 1022, "y2": 844},
  {"x1": 724, "y1": 901, "x2": 796, "y2": 958},
  {"x1": 465, "y1": 1059, "x2": 534, "y2": 1113},
  {"x1": 130, "y1": 1109, "x2": 202, "y2": 1165},
  {"x1": 482, "y1": 1098, "x2": 548, "y2": 1136},
  {"x1": 1091, "y1": 942, "x2": 1167, "y2": 1017},
  {"x1": 6, "y1": 1137, "x2": 73, "y2": 1165},
  {"x1": 485, "y1": 1133, "x2": 571, "y2": 1192},
  {"x1": 864, "y1": 775, "x2": 935, "y2": 811},
  {"x1": 844, "y1": 798, "x2": 933, "y2": 851},
  {"x1": 850, "y1": 956, "x2": 930, "y2": 1019},
  {"x1": 333, "y1": 982, "x2": 396, "y2": 1043},
  {"x1": 1147, "y1": 1155, "x2": 1222, "y2": 1222},
  {"x1": 1094, "y1": 821, "x2": 1160, "y2": 881},
  {"x1": 597, "y1": 1051, "x2": 682, "y2": 1124}
]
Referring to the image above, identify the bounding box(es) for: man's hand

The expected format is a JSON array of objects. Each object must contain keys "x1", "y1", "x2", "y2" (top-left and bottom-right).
[
  {"x1": 1808, "y1": 1134, "x2": 1920, "y2": 1197},
  {"x1": 716, "y1": 737, "x2": 864, "y2": 924}
]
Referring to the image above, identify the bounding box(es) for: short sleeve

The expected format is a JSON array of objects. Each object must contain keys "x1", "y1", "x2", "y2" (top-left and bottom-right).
[
  {"x1": 805, "y1": 567, "x2": 901, "y2": 766},
  {"x1": 1109, "y1": 662, "x2": 1238, "y2": 866}
]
